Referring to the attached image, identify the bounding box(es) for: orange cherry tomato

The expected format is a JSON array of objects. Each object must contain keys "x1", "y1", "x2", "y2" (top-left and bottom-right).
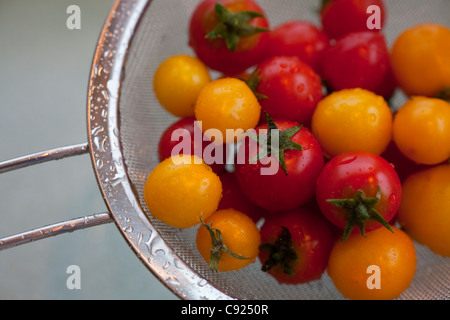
[
  {"x1": 196, "y1": 209, "x2": 261, "y2": 271},
  {"x1": 144, "y1": 155, "x2": 222, "y2": 228},
  {"x1": 311, "y1": 88, "x2": 392, "y2": 158},
  {"x1": 328, "y1": 226, "x2": 416, "y2": 300},
  {"x1": 391, "y1": 23, "x2": 450, "y2": 97},
  {"x1": 397, "y1": 164, "x2": 450, "y2": 257},
  {"x1": 392, "y1": 97, "x2": 450, "y2": 165},
  {"x1": 195, "y1": 77, "x2": 261, "y2": 144},
  {"x1": 153, "y1": 54, "x2": 211, "y2": 117}
]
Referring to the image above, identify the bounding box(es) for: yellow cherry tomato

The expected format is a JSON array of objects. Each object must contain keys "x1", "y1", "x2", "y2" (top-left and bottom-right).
[
  {"x1": 393, "y1": 97, "x2": 450, "y2": 165},
  {"x1": 328, "y1": 226, "x2": 416, "y2": 300},
  {"x1": 196, "y1": 209, "x2": 261, "y2": 272},
  {"x1": 153, "y1": 54, "x2": 211, "y2": 117},
  {"x1": 311, "y1": 88, "x2": 392, "y2": 158},
  {"x1": 391, "y1": 23, "x2": 450, "y2": 97},
  {"x1": 397, "y1": 164, "x2": 450, "y2": 257},
  {"x1": 144, "y1": 154, "x2": 222, "y2": 228},
  {"x1": 194, "y1": 77, "x2": 261, "y2": 144}
]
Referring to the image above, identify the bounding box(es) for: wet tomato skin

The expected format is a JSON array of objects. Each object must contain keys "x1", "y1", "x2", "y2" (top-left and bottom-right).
[
  {"x1": 320, "y1": 0, "x2": 386, "y2": 40},
  {"x1": 153, "y1": 55, "x2": 211, "y2": 117},
  {"x1": 391, "y1": 23, "x2": 450, "y2": 97},
  {"x1": 217, "y1": 171, "x2": 267, "y2": 223},
  {"x1": 144, "y1": 155, "x2": 223, "y2": 229},
  {"x1": 158, "y1": 116, "x2": 226, "y2": 174},
  {"x1": 189, "y1": 0, "x2": 270, "y2": 76},
  {"x1": 266, "y1": 20, "x2": 330, "y2": 75},
  {"x1": 380, "y1": 141, "x2": 427, "y2": 182},
  {"x1": 255, "y1": 56, "x2": 324, "y2": 126},
  {"x1": 328, "y1": 225, "x2": 416, "y2": 300},
  {"x1": 315, "y1": 151, "x2": 402, "y2": 236},
  {"x1": 322, "y1": 31, "x2": 391, "y2": 93},
  {"x1": 397, "y1": 164, "x2": 450, "y2": 257},
  {"x1": 311, "y1": 88, "x2": 392, "y2": 158},
  {"x1": 259, "y1": 208, "x2": 336, "y2": 284},
  {"x1": 196, "y1": 208, "x2": 261, "y2": 271},
  {"x1": 392, "y1": 97, "x2": 450, "y2": 165},
  {"x1": 235, "y1": 120, "x2": 325, "y2": 212}
]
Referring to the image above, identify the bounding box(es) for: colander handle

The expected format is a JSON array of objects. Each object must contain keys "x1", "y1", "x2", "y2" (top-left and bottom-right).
[
  {"x1": 0, "y1": 143, "x2": 90, "y2": 174},
  {"x1": 0, "y1": 143, "x2": 114, "y2": 251}
]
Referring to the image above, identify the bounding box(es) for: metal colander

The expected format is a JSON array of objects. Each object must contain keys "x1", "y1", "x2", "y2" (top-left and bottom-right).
[{"x1": 1, "y1": 0, "x2": 449, "y2": 300}]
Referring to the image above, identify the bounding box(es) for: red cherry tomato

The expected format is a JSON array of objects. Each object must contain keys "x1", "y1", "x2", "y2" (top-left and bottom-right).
[
  {"x1": 266, "y1": 21, "x2": 330, "y2": 75},
  {"x1": 380, "y1": 140, "x2": 427, "y2": 182},
  {"x1": 217, "y1": 171, "x2": 267, "y2": 223},
  {"x1": 316, "y1": 151, "x2": 402, "y2": 241},
  {"x1": 321, "y1": 0, "x2": 386, "y2": 40},
  {"x1": 374, "y1": 65, "x2": 397, "y2": 100},
  {"x1": 259, "y1": 208, "x2": 336, "y2": 284},
  {"x1": 254, "y1": 56, "x2": 324, "y2": 126},
  {"x1": 188, "y1": 0, "x2": 270, "y2": 76},
  {"x1": 322, "y1": 31, "x2": 390, "y2": 94},
  {"x1": 158, "y1": 116, "x2": 226, "y2": 174},
  {"x1": 234, "y1": 115, "x2": 325, "y2": 212}
]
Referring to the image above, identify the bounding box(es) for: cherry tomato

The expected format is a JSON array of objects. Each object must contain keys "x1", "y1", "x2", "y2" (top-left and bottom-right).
[
  {"x1": 194, "y1": 77, "x2": 261, "y2": 144},
  {"x1": 153, "y1": 54, "x2": 211, "y2": 117},
  {"x1": 315, "y1": 151, "x2": 402, "y2": 240},
  {"x1": 188, "y1": 0, "x2": 270, "y2": 76},
  {"x1": 328, "y1": 226, "x2": 416, "y2": 300},
  {"x1": 374, "y1": 65, "x2": 397, "y2": 101},
  {"x1": 234, "y1": 115, "x2": 324, "y2": 212},
  {"x1": 158, "y1": 116, "x2": 226, "y2": 174},
  {"x1": 144, "y1": 155, "x2": 222, "y2": 228},
  {"x1": 392, "y1": 97, "x2": 450, "y2": 165},
  {"x1": 322, "y1": 31, "x2": 391, "y2": 94},
  {"x1": 397, "y1": 164, "x2": 450, "y2": 257},
  {"x1": 266, "y1": 21, "x2": 330, "y2": 75},
  {"x1": 380, "y1": 141, "x2": 426, "y2": 182},
  {"x1": 320, "y1": 0, "x2": 386, "y2": 40},
  {"x1": 254, "y1": 56, "x2": 324, "y2": 126},
  {"x1": 196, "y1": 209, "x2": 261, "y2": 271},
  {"x1": 391, "y1": 23, "x2": 450, "y2": 98},
  {"x1": 311, "y1": 88, "x2": 392, "y2": 158},
  {"x1": 259, "y1": 208, "x2": 336, "y2": 284},
  {"x1": 217, "y1": 171, "x2": 266, "y2": 223}
]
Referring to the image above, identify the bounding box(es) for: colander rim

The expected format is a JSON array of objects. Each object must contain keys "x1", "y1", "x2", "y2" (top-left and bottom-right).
[{"x1": 86, "y1": 0, "x2": 235, "y2": 300}]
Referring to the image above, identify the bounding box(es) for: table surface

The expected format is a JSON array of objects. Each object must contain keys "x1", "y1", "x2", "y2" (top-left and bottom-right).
[{"x1": 0, "y1": 0, "x2": 178, "y2": 300}]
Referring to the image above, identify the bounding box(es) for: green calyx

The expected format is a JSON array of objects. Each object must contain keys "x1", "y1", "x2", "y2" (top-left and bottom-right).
[
  {"x1": 320, "y1": 0, "x2": 333, "y2": 11},
  {"x1": 434, "y1": 88, "x2": 450, "y2": 102},
  {"x1": 205, "y1": 2, "x2": 269, "y2": 51},
  {"x1": 200, "y1": 216, "x2": 249, "y2": 272},
  {"x1": 244, "y1": 69, "x2": 268, "y2": 100},
  {"x1": 247, "y1": 112, "x2": 303, "y2": 176},
  {"x1": 326, "y1": 186, "x2": 394, "y2": 241},
  {"x1": 259, "y1": 227, "x2": 298, "y2": 276}
]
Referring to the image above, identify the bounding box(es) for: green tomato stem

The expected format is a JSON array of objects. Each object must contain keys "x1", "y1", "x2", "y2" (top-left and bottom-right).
[
  {"x1": 205, "y1": 2, "x2": 269, "y2": 51},
  {"x1": 247, "y1": 112, "x2": 304, "y2": 176},
  {"x1": 259, "y1": 227, "x2": 298, "y2": 276},
  {"x1": 327, "y1": 186, "x2": 394, "y2": 241},
  {"x1": 200, "y1": 216, "x2": 249, "y2": 272}
]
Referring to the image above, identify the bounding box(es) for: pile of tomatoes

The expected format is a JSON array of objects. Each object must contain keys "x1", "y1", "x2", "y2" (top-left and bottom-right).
[{"x1": 145, "y1": 0, "x2": 450, "y2": 300}]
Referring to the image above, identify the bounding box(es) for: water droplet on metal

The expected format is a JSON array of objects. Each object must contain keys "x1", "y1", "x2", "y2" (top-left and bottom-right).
[
  {"x1": 92, "y1": 125, "x2": 104, "y2": 136},
  {"x1": 107, "y1": 79, "x2": 119, "y2": 99},
  {"x1": 96, "y1": 158, "x2": 104, "y2": 169},
  {"x1": 197, "y1": 279, "x2": 208, "y2": 287}
]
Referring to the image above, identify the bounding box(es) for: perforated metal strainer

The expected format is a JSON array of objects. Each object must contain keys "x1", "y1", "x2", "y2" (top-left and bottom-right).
[{"x1": 0, "y1": 0, "x2": 449, "y2": 300}]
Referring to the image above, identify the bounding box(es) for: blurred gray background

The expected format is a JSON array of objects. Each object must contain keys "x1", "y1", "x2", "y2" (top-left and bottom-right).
[{"x1": 0, "y1": 0, "x2": 178, "y2": 299}]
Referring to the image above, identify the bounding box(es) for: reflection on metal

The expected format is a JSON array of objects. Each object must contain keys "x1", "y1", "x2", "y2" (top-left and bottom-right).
[
  {"x1": 0, "y1": 212, "x2": 112, "y2": 251},
  {"x1": 0, "y1": 143, "x2": 89, "y2": 174}
]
